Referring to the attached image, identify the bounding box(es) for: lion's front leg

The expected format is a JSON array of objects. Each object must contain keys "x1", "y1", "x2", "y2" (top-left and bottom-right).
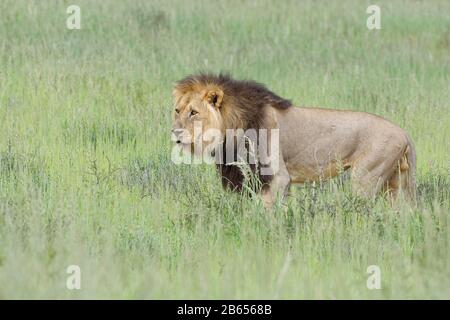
[{"x1": 260, "y1": 162, "x2": 291, "y2": 209}]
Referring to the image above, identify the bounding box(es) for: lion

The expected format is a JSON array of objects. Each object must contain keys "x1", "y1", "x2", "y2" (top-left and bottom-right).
[{"x1": 171, "y1": 73, "x2": 416, "y2": 207}]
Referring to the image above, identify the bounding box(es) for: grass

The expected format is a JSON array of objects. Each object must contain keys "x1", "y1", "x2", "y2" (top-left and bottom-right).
[{"x1": 0, "y1": 0, "x2": 449, "y2": 299}]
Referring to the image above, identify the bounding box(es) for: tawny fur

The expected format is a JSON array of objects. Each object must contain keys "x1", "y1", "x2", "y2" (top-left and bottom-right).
[{"x1": 172, "y1": 73, "x2": 416, "y2": 207}]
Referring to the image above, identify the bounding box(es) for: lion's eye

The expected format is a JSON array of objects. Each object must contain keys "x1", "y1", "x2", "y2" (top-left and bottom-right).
[
  {"x1": 174, "y1": 108, "x2": 180, "y2": 114},
  {"x1": 189, "y1": 110, "x2": 199, "y2": 117}
]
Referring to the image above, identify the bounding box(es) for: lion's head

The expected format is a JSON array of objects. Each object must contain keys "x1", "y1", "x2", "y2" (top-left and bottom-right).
[
  {"x1": 171, "y1": 78, "x2": 226, "y2": 157},
  {"x1": 171, "y1": 73, "x2": 292, "y2": 190}
]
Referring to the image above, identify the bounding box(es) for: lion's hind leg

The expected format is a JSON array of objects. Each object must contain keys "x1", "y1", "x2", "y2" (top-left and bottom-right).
[
  {"x1": 350, "y1": 148, "x2": 403, "y2": 200},
  {"x1": 351, "y1": 164, "x2": 389, "y2": 199}
]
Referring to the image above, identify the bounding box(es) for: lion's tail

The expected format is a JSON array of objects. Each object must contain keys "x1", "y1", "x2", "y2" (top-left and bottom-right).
[{"x1": 401, "y1": 133, "x2": 417, "y2": 202}]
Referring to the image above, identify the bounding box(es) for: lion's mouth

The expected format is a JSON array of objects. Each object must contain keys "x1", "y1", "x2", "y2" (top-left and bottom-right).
[{"x1": 174, "y1": 141, "x2": 194, "y2": 153}]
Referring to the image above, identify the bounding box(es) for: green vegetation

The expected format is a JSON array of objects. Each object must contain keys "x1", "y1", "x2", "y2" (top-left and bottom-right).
[{"x1": 0, "y1": 0, "x2": 448, "y2": 299}]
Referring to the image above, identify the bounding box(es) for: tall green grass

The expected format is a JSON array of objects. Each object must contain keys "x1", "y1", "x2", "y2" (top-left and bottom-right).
[{"x1": 0, "y1": 0, "x2": 449, "y2": 299}]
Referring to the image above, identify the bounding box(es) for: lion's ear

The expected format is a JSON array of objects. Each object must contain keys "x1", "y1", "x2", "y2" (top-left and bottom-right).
[{"x1": 203, "y1": 89, "x2": 224, "y2": 108}]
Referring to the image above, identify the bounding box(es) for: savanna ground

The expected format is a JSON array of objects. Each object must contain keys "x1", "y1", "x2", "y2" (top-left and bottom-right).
[{"x1": 0, "y1": 0, "x2": 449, "y2": 299}]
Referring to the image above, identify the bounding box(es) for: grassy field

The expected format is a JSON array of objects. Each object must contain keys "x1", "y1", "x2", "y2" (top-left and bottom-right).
[{"x1": 0, "y1": 0, "x2": 449, "y2": 299}]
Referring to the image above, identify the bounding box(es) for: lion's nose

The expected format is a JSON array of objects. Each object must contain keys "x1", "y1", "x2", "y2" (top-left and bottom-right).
[{"x1": 171, "y1": 129, "x2": 184, "y2": 144}]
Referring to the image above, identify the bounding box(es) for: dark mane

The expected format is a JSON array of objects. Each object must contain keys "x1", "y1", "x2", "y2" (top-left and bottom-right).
[
  {"x1": 175, "y1": 73, "x2": 293, "y2": 192},
  {"x1": 176, "y1": 72, "x2": 292, "y2": 112}
]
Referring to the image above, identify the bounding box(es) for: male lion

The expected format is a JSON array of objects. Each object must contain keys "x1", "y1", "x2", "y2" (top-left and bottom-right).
[{"x1": 171, "y1": 73, "x2": 416, "y2": 207}]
